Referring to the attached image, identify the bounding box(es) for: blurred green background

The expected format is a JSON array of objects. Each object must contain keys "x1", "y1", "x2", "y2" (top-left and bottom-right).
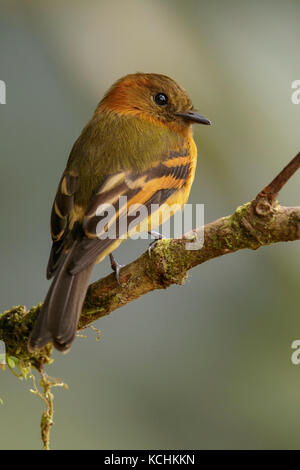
[{"x1": 0, "y1": 0, "x2": 299, "y2": 450}]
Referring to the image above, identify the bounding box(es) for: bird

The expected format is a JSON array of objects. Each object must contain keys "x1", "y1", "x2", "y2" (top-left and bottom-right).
[{"x1": 28, "y1": 73, "x2": 211, "y2": 353}]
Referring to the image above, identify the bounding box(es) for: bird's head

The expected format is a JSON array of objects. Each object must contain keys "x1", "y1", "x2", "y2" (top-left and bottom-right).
[{"x1": 97, "y1": 73, "x2": 211, "y2": 130}]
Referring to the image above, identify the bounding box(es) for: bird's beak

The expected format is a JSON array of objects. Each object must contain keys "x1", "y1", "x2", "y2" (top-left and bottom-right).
[{"x1": 175, "y1": 111, "x2": 211, "y2": 125}]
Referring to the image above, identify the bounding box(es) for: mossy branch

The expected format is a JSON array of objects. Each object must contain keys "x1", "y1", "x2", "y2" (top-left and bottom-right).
[
  {"x1": 0, "y1": 152, "x2": 299, "y2": 450},
  {"x1": 0, "y1": 153, "x2": 299, "y2": 366}
]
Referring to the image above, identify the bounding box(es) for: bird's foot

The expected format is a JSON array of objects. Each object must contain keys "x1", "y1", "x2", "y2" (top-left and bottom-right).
[
  {"x1": 148, "y1": 231, "x2": 166, "y2": 257},
  {"x1": 109, "y1": 253, "x2": 125, "y2": 286}
]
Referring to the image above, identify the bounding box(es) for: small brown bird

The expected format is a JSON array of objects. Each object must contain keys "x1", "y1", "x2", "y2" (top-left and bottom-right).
[{"x1": 28, "y1": 73, "x2": 210, "y2": 353}]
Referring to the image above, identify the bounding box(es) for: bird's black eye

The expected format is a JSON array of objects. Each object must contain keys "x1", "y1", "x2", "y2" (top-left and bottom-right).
[{"x1": 154, "y1": 93, "x2": 168, "y2": 106}]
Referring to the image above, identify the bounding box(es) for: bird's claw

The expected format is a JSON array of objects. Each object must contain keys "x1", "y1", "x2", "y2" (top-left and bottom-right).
[{"x1": 109, "y1": 253, "x2": 125, "y2": 286}]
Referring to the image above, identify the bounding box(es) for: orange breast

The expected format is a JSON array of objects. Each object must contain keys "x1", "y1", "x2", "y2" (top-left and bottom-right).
[{"x1": 166, "y1": 131, "x2": 197, "y2": 209}]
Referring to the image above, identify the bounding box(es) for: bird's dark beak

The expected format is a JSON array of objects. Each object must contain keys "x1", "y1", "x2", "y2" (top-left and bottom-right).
[{"x1": 175, "y1": 111, "x2": 211, "y2": 125}]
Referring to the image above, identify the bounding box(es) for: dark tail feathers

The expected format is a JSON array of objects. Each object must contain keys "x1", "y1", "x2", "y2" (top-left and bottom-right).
[{"x1": 28, "y1": 252, "x2": 93, "y2": 353}]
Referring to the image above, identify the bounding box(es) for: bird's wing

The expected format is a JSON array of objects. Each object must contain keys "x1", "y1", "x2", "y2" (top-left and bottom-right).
[
  {"x1": 46, "y1": 173, "x2": 78, "y2": 279},
  {"x1": 67, "y1": 150, "x2": 191, "y2": 275}
]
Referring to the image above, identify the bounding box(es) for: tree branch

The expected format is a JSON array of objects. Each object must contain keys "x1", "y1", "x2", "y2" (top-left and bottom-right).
[{"x1": 0, "y1": 153, "x2": 299, "y2": 366}]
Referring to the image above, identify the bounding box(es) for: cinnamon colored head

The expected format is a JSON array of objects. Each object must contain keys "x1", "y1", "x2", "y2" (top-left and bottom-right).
[{"x1": 97, "y1": 73, "x2": 211, "y2": 127}]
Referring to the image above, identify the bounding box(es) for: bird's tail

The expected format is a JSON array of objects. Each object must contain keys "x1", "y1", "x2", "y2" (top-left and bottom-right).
[{"x1": 28, "y1": 250, "x2": 94, "y2": 353}]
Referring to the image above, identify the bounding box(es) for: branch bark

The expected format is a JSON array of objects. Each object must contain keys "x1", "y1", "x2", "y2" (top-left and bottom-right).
[{"x1": 0, "y1": 153, "x2": 299, "y2": 366}]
